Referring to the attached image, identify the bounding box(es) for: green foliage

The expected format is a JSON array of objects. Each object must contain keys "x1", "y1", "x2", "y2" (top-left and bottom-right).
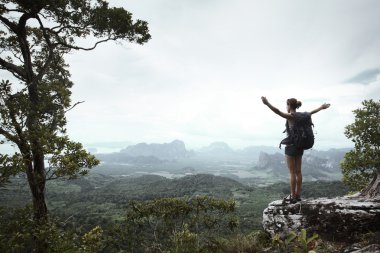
[
  {"x1": 0, "y1": 177, "x2": 355, "y2": 252},
  {"x1": 0, "y1": 205, "x2": 113, "y2": 253},
  {"x1": 171, "y1": 224, "x2": 198, "y2": 253},
  {"x1": 47, "y1": 138, "x2": 100, "y2": 180},
  {"x1": 341, "y1": 99, "x2": 380, "y2": 191},
  {"x1": 217, "y1": 230, "x2": 271, "y2": 253},
  {"x1": 0, "y1": 2, "x2": 150, "y2": 238},
  {"x1": 0, "y1": 174, "x2": 349, "y2": 233},
  {"x1": 0, "y1": 205, "x2": 78, "y2": 252},
  {"x1": 80, "y1": 226, "x2": 105, "y2": 253},
  {"x1": 272, "y1": 229, "x2": 319, "y2": 253},
  {"x1": 0, "y1": 153, "x2": 23, "y2": 187},
  {"x1": 106, "y1": 196, "x2": 238, "y2": 252},
  {"x1": 0, "y1": 77, "x2": 100, "y2": 179},
  {"x1": 299, "y1": 229, "x2": 319, "y2": 252}
]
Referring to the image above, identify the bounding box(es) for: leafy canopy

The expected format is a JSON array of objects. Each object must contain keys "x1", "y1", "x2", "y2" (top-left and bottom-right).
[
  {"x1": 341, "y1": 99, "x2": 380, "y2": 191},
  {"x1": 0, "y1": 0, "x2": 150, "y2": 183}
]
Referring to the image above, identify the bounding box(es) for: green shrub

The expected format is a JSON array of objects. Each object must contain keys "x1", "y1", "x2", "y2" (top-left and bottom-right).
[
  {"x1": 0, "y1": 206, "x2": 78, "y2": 252},
  {"x1": 271, "y1": 229, "x2": 319, "y2": 253},
  {"x1": 218, "y1": 230, "x2": 271, "y2": 253}
]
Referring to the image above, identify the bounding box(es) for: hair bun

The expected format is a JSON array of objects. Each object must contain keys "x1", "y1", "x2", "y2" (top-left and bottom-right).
[{"x1": 296, "y1": 101, "x2": 302, "y2": 109}]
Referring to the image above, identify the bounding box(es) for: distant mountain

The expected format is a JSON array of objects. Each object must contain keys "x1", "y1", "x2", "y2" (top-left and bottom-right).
[
  {"x1": 96, "y1": 140, "x2": 194, "y2": 163},
  {"x1": 120, "y1": 140, "x2": 193, "y2": 160},
  {"x1": 96, "y1": 140, "x2": 351, "y2": 173},
  {"x1": 198, "y1": 142, "x2": 234, "y2": 153},
  {"x1": 308, "y1": 148, "x2": 351, "y2": 165},
  {"x1": 255, "y1": 150, "x2": 345, "y2": 180},
  {"x1": 240, "y1": 145, "x2": 279, "y2": 158},
  {"x1": 257, "y1": 152, "x2": 285, "y2": 169},
  {"x1": 195, "y1": 142, "x2": 238, "y2": 160}
]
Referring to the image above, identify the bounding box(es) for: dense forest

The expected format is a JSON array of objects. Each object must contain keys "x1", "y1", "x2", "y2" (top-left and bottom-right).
[{"x1": 0, "y1": 173, "x2": 351, "y2": 251}]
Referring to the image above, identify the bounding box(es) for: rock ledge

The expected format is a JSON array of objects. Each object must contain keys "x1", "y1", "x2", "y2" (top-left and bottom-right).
[{"x1": 263, "y1": 196, "x2": 380, "y2": 241}]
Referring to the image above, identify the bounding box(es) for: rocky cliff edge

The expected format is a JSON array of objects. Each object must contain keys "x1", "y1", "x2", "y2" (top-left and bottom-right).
[{"x1": 263, "y1": 196, "x2": 380, "y2": 242}]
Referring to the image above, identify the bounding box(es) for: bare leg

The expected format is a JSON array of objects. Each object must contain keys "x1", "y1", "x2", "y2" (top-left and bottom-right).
[
  {"x1": 286, "y1": 155, "x2": 296, "y2": 197},
  {"x1": 295, "y1": 155, "x2": 303, "y2": 198}
]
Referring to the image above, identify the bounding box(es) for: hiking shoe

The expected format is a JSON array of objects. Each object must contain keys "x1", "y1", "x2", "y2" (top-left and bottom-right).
[{"x1": 282, "y1": 194, "x2": 297, "y2": 204}]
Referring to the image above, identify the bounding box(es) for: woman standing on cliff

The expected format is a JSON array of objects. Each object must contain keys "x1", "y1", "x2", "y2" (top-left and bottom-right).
[{"x1": 261, "y1": 96, "x2": 330, "y2": 204}]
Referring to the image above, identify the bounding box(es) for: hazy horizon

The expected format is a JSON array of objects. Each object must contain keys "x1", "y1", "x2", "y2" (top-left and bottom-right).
[
  {"x1": 82, "y1": 139, "x2": 353, "y2": 153},
  {"x1": 0, "y1": 138, "x2": 352, "y2": 155}
]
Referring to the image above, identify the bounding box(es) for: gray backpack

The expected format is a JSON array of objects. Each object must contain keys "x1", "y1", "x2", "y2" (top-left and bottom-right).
[{"x1": 279, "y1": 112, "x2": 314, "y2": 150}]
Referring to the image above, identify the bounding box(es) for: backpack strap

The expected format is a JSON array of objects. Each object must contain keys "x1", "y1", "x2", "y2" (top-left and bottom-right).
[
  {"x1": 279, "y1": 121, "x2": 291, "y2": 149},
  {"x1": 279, "y1": 114, "x2": 295, "y2": 149}
]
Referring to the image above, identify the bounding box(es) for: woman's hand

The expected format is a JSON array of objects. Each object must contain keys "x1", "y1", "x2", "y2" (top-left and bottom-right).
[
  {"x1": 311, "y1": 102, "x2": 331, "y2": 114},
  {"x1": 321, "y1": 103, "x2": 331, "y2": 109},
  {"x1": 261, "y1": 96, "x2": 269, "y2": 105}
]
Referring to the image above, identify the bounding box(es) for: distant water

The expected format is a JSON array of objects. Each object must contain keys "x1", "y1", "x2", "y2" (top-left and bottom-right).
[
  {"x1": 85, "y1": 147, "x2": 122, "y2": 154},
  {"x1": 119, "y1": 171, "x2": 188, "y2": 179},
  {"x1": 117, "y1": 169, "x2": 257, "y2": 180},
  {"x1": 0, "y1": 143, "x2": 123, "y2": 155}
]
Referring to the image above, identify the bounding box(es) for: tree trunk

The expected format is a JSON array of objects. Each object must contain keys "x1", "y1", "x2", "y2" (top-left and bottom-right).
[
  {"x1": 30, "y1": 175, "x2": 48, "y2": 221},
  {"x1": 360, "y1": 168, "x2": 380, "y2": 199},
  {"x1": 25, "y1": 153, "x2": 48, "y2": 253},
  {"x1": 23, "y1": 151, "x2": 48, "y2": 220}
]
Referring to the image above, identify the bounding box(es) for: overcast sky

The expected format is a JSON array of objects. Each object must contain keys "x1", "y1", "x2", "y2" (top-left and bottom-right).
[
  {"x1": 62, "y1": 0, "x2": 380, "y2": 151},
  {"x1": 3, "y1": 0, "x2": 380, "y2": 152}
]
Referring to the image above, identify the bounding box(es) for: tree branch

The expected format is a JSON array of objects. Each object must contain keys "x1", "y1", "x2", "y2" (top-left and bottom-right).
[
  {"x1": 45, "y1": 165, "x2": 55, "y2": 180},
  {"x1": 56, "y1": 36, "x2": 116, "y2": 51},
  {"x1": 0, "y1": 57, "x2": 27, "y2": 80},
  {"x1": 8, "y1": 47, "x2": 25, "y2": 64},
  {"x1": 65, "y1": 101, "x2": 85, "y2": 113},
  {"x1": 35, "y1": 14, "x2": 55, "y2": 81},
  {"x1": 52, "y1": 24, "x2": 88, "y2": 35},
  {"x1": 0, "y1": 126, "x2": 19, "y2": 145},
  {"x1": 0, "y1": 14, "x2": 18, "y2": 33},
  {"x1": 0, "y1": 6, "x2": 25, "y2": 14},
  {"x1": 17, "y1": 12, "x2": 36, "y2": 83}
]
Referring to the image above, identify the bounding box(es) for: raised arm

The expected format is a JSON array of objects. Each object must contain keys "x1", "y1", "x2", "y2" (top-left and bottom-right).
[
  {"x1": 261, "y1": 96, "x2": 293, "y2": 119},
  {"x1": 310, "y1": 103, "x2": 331, "y2": 115}
]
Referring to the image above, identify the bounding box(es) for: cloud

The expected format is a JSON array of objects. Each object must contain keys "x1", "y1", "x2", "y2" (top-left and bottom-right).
[
  {"x1": 62, "y1": 0, "x2": 380, "y2": 150},
  {"x1": 344, "y1": 68, "x2": 380, "y2": 85}
]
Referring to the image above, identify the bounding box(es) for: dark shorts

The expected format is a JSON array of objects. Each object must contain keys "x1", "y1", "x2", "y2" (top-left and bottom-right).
[{"x1": 285, "y1": 145, "x2": 304, "y2": 157}]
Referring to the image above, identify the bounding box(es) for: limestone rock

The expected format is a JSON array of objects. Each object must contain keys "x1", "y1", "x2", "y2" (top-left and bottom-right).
[
  {"x1": 121, "y1": 140, "x2": 191, "y2": 160},
  {"x1": 262, "y1": 196, "x2": 380, "y2": 242}
]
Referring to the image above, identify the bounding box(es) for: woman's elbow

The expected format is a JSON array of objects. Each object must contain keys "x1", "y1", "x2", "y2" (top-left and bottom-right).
[{"x1": 273, "y1": 108, "x2": 281, "y2": 115}]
